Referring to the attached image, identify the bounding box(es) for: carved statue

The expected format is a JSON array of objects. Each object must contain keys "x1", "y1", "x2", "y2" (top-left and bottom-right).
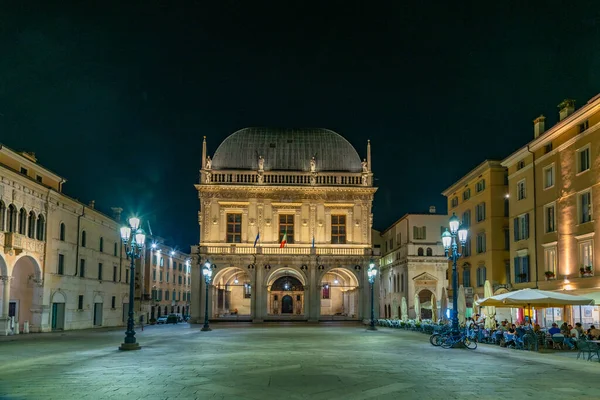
[
  {"x1": 310, "y1": 174, "x2": 316, "y2": 185},
  {"x1": 362, "y1": 174, "x2": 368, "y2": 186},
  {"x1": 310, "y1": 156, "x2": 316, "y2": 172},
  {"x1": 205, "y1": 171, "x2": 212, "y2": 184},
  {"x1": 361, "y1": 159, "x2": 368, "y2": 172},
  {"x1": 257, "y1": 173, "x2": 264, "y2": 184},
  {"x1": 258, "y1": 155, "x2": 264, "y2": 171},
  {"x1": 205, "y1": 156, "x2": 212, "y2": 170}
]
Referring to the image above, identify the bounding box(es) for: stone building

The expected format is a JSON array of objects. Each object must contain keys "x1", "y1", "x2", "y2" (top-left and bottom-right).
[
  {"x1": 0, "y1": 144, "x2": 130, "y2": 334},
  {"x1": 191, "y1": 128, "x2": 378, "y2": 323},
  {"x1": 378, "y1": 210, "x2": 449, "y2": 320}
]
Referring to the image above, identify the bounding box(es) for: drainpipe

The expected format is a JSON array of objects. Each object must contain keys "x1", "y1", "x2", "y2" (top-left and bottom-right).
[
  {"x1": 73, "y1": 205, "x2": 85, "y2": 276},
  {"x1": 527, "y1": 145, "x2": 539, "y2": 288}
]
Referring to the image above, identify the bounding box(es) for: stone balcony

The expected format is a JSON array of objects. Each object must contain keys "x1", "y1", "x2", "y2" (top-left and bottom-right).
[
  {"x1": 2, "y1": 232, "x2": 45, "y2": 255},
  {"x1": 203, "y1": 169, "x2": 369, "y2": 187},
  {"x1": 200, "y1": 243, "x2": 372, "y2": 256}
]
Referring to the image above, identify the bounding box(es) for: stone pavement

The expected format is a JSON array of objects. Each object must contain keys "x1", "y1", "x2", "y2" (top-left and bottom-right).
[{"x1": 0, "y1": 322, "x2": 599, "y2": 399}]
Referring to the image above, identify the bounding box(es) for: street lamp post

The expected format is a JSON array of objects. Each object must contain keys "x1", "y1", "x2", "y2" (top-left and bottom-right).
[
  {"x1": 201, "y1": 261, "x2": 213, "y2": 332},
  {"x1": 118, "y1": 217, "x2": 146, "y2": 351},
  {"x1": 367, "y1": 260, "x2": 378, "y2": 331},
  {"x1": 441, "y1": 213, "x2": 468, "y2": 334}
]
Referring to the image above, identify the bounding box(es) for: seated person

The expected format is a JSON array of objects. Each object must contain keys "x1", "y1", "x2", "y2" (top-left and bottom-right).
[
  {"x1": 588, "y1": 325, "x2": 600, "y2": 339},
  {"x1": 548, "y1": 323, "x2": 561, "y2": 335}
]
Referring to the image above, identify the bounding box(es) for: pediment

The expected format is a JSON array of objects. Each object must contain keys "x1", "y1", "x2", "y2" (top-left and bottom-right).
[{"x1": 413, "y1": 272, "x2": 438, "y2": 282}]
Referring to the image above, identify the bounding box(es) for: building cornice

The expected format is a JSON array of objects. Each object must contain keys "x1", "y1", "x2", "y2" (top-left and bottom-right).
[
  {"x1": 501, "y1": 146, "x2": 531, "y2": 168},
  {"x1": 442, "y1": 160, "x2": 504, "y2": 196},
  {"x1": 0, "y1": 144, "x2": 66, "y2": 184}
]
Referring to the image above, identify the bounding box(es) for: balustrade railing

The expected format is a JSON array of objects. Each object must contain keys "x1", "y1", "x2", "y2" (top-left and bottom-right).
[
  {"x1": 201, "y1": 244, "x2": 370, "y2": 256},
  {"x1": 206, "y1": 170, "x2": 365, "y2": 186}
]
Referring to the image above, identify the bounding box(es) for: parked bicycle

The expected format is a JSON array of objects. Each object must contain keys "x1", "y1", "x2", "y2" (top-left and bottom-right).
[
  {"x1": 430, "y1": 325, "x2": 452, "y2": 346},
  {"x1": 440, "y1": 332, "x2": 477, "y2": 349}
]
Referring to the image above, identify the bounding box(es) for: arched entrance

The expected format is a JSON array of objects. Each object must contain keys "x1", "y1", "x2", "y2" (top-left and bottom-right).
[
  {"x1": 10, "y1": 255, "x2": 43, "y2": 333},
  {"x1": 418, "y1": 289, "x2": 434, "y2": 320},
  {"x1": 319, "y1": 268, "x2": 359, "y2": 320},
  {"x1": 50, "y1": 291, "x2": 66, "y2": 331},
  {"x1": 281, "y1": 295, "x2": 293, "y2": 314},
  {"x1": 211, "y1": 267, "x2": 252, "y2": 319},
  {"x1": 266, "y1": 268, "x2": 306, "y2": 319}
]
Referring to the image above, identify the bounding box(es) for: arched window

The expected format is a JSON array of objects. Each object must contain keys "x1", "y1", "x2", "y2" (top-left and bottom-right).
[
  {"x1": 463, "y1": 269, "x2": 471, "y2": 287},
  {"x1": 426, "y1": 247, "x2": 433, "y2": 256},
  {"x1": 99, "y1": 237, "x2": 104, "y2": 252},
  {"x1": 392, "y1": 274, "x2": 396, "y2": 292},
  {"x1": 477, "y1": 266, "x2": 487, "y2": 287},
  {"x1": 81, "y1": 230, "x2": 87, "y2": 247},
  {"x1": 36, "y1": 214, "x2": 46, "y2": 241},
  {"x1": 0, "y1": 201, "x2": 5, "y2": 231},
  {"x1": 60, "y1": 223, "x2": 66, "y2": 241},
  {"x1": 7, "y1": 205, "x2": 17, "y2": 232},
  {"x1": 417, "y1": 247, "x2": 424, "y2": 256},
  {"x1": 18, "y1": 208, "x2": 27, "y2": 235},
  {"x1": 28, "y1": 211, "x2": 36, "y2": 238}
]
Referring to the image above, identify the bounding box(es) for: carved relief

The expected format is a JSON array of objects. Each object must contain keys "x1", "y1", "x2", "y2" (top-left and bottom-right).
[{"x1": 205, "y1": 156, "x2": 212, "y2": 170}]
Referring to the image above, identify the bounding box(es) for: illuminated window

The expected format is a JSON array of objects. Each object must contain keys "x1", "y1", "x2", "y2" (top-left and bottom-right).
[
  {"x1": 579, "y1": 191, "x2": 592, "y2": 224},
  {"x1": 543, "y1": 165, "x2": 554, "y2": 189},
  {"x1": 322, "y1": 283, "x2": 330, "y2": 299},
  {"x1": 517, "y1": 180, "x2": 526, "y2": 200},
  {"x1": 580, "y1": 240, "x2": 593, "y2": 269},
  {"x1": 544, "y1": 247, "x2": 557, "y2": 276},
  {"x1": 545, "y1": 204, "x2": 556, "y2": 233},
  {"x1": 331, "y1": 215, "x2": 346, "y2": 244},
  {"x1": 226, "y1": 213, "x2": 242, "y2": 243},
  {"x1": 577, "y1": 146, "x2": 590, "y2": 173},
  {"x1": 514, "y1": 256, "x2": 530, "y2": 283},
  {"x1": 279, "y1": 214, "x2": 294, "y2": 244},
  {"x1": 514, "y1": 213, "x2": 529, "y2": 241}
]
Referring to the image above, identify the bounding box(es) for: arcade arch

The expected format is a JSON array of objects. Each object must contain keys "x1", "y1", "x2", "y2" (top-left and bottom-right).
[
  {"x1": 319, "y1": 268, "x2": 359, "y2": 319},
  {"x1": 417, "y1": 288, "x2": 434, "y2": 320},
  {"x1": 266, "y1": 268, "x2": 306, "y2": 317},
  {"x1": 9, "y1": 255, "x2": 43, "y2": 332},
  {"x1": 211, "y1": 267, "x2": 252, "y2": 317}
]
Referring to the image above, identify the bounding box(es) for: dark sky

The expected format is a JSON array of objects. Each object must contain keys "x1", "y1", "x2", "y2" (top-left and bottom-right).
[{"x1": 2, "y1": 1, "x2": 600, "y2": 249}]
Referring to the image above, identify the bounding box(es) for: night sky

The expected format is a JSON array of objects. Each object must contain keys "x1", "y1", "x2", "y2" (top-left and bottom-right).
[{"x1": 2, "y1": 2, "x2": 600, "y2": 249}]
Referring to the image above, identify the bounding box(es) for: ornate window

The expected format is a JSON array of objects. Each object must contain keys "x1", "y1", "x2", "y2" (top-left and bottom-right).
[
  {"x1": 226, "y1": 213, "x2": 242, "y2": 243},
  {"x1": 322, "y1": 283, "x2": 330, "y2": 299},
  {"x1": 18, "y1": 208, "x2": 26, "y2": 235},
  {"x1": 417, "y1": 247, "x2": 424, "y2": 256},
  {"x1": 279, "y1": 214, "x2": 294, "y2": 244},
  {"x1": 36, "y1": 214, "x2": 45, "y2": 241},
  {"x1": 0, "y1": 201, "x2": 5, "y2": 231},
  {"x1": 426, "y1": 247, "x2": 433, "y2": 256},
  {"x1": 7, "y1": 204, "x2": 17, "y2": 232},
  {"x1": 28, "y1": 211, "x2": 36, "y2": 238},
  {"x1": 331, "y1": 215, "x2": 346, "y2": 244}
]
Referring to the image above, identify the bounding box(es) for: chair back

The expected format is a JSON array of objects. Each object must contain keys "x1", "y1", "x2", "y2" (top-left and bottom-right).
[{"x1": 552, "y1": 333, "x2": 564, "y2": 343}]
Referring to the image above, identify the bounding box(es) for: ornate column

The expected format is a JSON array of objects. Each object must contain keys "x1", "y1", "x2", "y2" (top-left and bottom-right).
[
  {"x1": 30, "y1": 278, "x2": 48, "y2": 332},
  {"x1": 308, "y1": 263, "x2": 319, "y2": 322},
  {"x1": 253, "y1": 265, "x2": 265, "y2": 323}
]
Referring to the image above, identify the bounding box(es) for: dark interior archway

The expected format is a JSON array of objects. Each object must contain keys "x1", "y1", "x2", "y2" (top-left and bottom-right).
[
  {"x1": 281, "y1": 295, "x2": 293, "y2": 313},
  {"x1": 271, "y1": 276, "x2": 304, "y2": 291}
]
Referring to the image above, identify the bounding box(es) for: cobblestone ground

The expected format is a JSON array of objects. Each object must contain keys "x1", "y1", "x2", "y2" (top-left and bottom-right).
[{"x1": 0, "y1": 323, "x2": 599, "y2": 399}]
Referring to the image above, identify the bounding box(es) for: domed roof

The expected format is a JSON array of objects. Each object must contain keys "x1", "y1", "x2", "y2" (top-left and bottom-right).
[{"x1": 211, "y1": 127, "x2": 363, "y2": 172}]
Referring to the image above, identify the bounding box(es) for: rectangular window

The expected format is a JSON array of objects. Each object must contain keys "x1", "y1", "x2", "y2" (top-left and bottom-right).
[
  {"x1": 178, "y1": 275, "x2": 182, "y2": 284},
  {"x1": 504, "y1": 229, "x2": 510, "y2": 250},
  {"x1": 125, "y1": 269, "x2": 129, "y2": 284},
  {"x1": 153, "y1": 270, "x2": 156, "y2": 281},
  {"x1": 413, "y1": 226, "x2": 426, "y2": 240},
  {"x1": 578, "y1": 146, "x2": 590, "y2": 173},
  {"x1": 514, "y1": 256, "x2": 530, "y2": 283},
  {"x1": 462, "y1": 269, "x2": 471, "y2": 287},
  {"x1": 463, "y1": 238, "x2": 471, "y2": 257},
  {"x1": 544, "y1": 143, "x2": 553, "y2": 154},
  {"x1": 36, "y1": 175, "x2": 43, "y2": 183},
  {"x1": 517, "y1": 180, "x2": 526, "y2": 200},
  {"x1": 504, "y1": 198, "x2": 509, "y2": 217},
  {"x1": 545, "y1": 204, "x2": 556, "y2": 233},
  {"x1": 579, "y1": 120, "x2": 589, "y2": 133},
  {"x1": 580, "y1": 240, "x2": 593, "y2": 269},
  {"x1": 114, "y1": 242, "x2": 117, "y2": 256},
  {"x1": 543, "y1": 165, "x2": 554, "y2": 189},
  {"x1": 20, "y1": 167, "x2": 28, "y2": 175},
  {"x1": 579, "y1": 191, "x2": 592, "y2": 224},
  {"x1": 160, "y1": 271, "x2": 163, "y2": 282},
  {"x1": 226, "y1": 213, "x2": 242, "y2": 243},
  {"x1": 505, "y1": 260, "x2": 511, "y2": 284},
  {"x1": 179, "y1": 263, "x2": 182, "y2": 272},
  {"x1": 513, "y1": 213, "x2": 529, "y2": 241},
  {"x1": 58, "y1": 254, "x2": 64, "y2": 275},
  {"x1": 462, "y1": 210, "x2": 471, "y2": 228},
  {"x1": 99, "y1": 238, "x2": 104, "y2": 252},
  {"x1": 166, "y1": 290, "x2": 170, "y2": 301},
  {"x1": 517, "y1": 160, "x2": 525, "y2": 170},
  {"x1": 475, "y1": 203, "x2": 486, "y2": 222},
  {"x1": 544, "y1": 247, "x2": 557, "y2": 276},
  {"x1": 152, "y1": 255, "x2": 157, "y2": 266},
  {"x1": 476, "y1": 233, "x2": 486, "y2": 253},
  {"x1": 244, "y1": 283, "x2": 251, "y2": 298},
  {"x1": 113, "y1": 266, "x2": 117, "y2": 282},
  {"x1": 78, "y1": 295, "x2": 84, "y2": 310},
  {"x1": 159, "y1": 257, "x2": 164, "y2": 267},
  {"x1": 322, "y1": 283, "x2": 330, "y2": 299},
  {"x1": 476, "y1": 267, "x2": 486, "y2": 287},
  {"x1": 331, "y1": 215, "x2": 347, "y2": 244},
  {"x1": 279, "y1": 214, "x2": 295, "y2": 244},
  {"x1": 98, "y1": 263, "x2": 103, "y2": 280},
  {"x1": 79, "y1": 259, "x2": 86, "y2": 278},
  {"x1": 451, "y1": 197, "x2": 458, "y2": 207},
  {"x1": 475, "y1": 179, "x2": 485, "y2": 193},
  {"x1": 462, "y1": 189, "x2": 471, "y2": 201},
  {"x1": 111, "y1": 296, "x2": 116, "y2": 309},
  {"x1": 166, "y1": 272, "x2": 169, "y2": 283}
]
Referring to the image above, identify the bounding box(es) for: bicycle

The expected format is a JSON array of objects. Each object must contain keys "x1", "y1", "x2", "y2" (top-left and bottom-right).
[
  {"x1": 440, "y1": 332, "x2": 477, "y2": 349},
  {"x1": 430, "y1": 325, "x2": 452, "y2": 346}
]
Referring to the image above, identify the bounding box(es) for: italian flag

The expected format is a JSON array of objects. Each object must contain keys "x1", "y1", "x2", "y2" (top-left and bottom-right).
[{"x1": 280, "y1": 230, "x2": 287, "y2": 248}]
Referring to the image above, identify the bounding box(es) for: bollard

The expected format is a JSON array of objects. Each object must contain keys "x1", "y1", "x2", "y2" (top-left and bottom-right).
[{"x1": 23, "y1": 321, "x2": 29, "y2": 334}]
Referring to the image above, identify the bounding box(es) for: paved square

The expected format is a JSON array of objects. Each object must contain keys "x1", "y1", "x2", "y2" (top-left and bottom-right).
[{"x1": 0, "y1": 323, "x2": 599, "y2": 399}]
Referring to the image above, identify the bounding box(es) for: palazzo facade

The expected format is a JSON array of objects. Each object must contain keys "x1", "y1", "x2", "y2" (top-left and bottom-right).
[{"x1": 190, "y1": 128, "x2": 378, "y2": 323}]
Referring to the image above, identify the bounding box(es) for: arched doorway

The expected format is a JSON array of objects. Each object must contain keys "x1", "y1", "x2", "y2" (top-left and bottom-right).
[
  {"x1": 418, "y1": 289, "x2": 434, "y2": 320},
  {"x1": 211, "y1": 267, "x2": 252, "y2": 319},
  {"x1": 50, "y1": 291, "x2": 66, "y2": 331},
  {"x1": 10, "y1": 255, "x2": 42, "y2": 333},
  {"x1": 319, "y1": 268, "x2": 359, "y2": 320},
  {"x1": 266, "y1": 268, "x2": 306, "y2": 318}
]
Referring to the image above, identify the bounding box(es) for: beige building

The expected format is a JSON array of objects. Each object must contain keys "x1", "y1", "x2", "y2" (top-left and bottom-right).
[
  {"x1": 502, "y1": 95, "x2": 600, "y2": 325},
  {"x1": 379, "y1": 209, "x2": 449, "y2": 320},
  {"x1": 442, "y1": 160, "x2": 510, "y2": 312},
  {"x1": 143, "y1": 240, "x2": 191, "y2": 321},
  {"x1": 191, "y1": 128, "x2": 378, "y2": 323},
  {"x1": 0, "y1": 144, "x2": 130, "y2": 334}
]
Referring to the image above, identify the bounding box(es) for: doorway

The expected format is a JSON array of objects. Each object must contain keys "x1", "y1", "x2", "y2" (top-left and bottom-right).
[
  {"x1": 93, "y1": 303, "x2": 103, "y2": 326},
  {"x1": 282, "y1": 295, "x2": 293, "y2": 314},
  {"x1": 51, "y1": 303, "x2": 65, "y2": 330}
]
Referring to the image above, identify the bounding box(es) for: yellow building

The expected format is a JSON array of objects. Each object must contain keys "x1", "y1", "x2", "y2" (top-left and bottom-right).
[
  {"x1": 191, "y1": 128, "x2": 378, "y2": 323},
  {"x1": 502, "y1": 95, "x2": 600, "y2": 326},
  {"x1": 442, "y1": 160, "x2": 510, "y2": 313}
]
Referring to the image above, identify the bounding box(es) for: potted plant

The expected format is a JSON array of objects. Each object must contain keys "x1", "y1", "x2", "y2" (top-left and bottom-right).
[{"x1": 544, "y1": 271, "x2": 555, "y2": 280}]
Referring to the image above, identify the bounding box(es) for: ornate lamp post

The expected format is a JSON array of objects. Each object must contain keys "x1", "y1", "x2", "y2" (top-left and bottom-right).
[
  {"x1": 118, "y1": 216, "x2": 146, "y2": 351},
  {"x1": 441, "y1": 213, "x2": 468, "y2": 333},
  {"x1": 367, "y1": 260, "x2": 378, "y2": 331},
  {"x1": 201, "y1": 261, "x2": 213, "y2": 332}
]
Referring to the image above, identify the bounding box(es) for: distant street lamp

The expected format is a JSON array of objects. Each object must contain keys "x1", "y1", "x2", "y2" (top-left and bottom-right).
[
  {"x1": 441, "y1": 213, "x2": 469, "y2": 333},
  {"x1": 201, "y1": 261, "x2": 213, "y2": 332},
  {"x1": 118, "y1": 217, "x2": 146, "y2": 351},
  {"x1": 367, "y1": 260, "x2": 378, "y2": 331}
]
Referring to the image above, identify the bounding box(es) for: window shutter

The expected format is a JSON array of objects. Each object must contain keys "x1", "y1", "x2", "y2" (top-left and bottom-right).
[
  {"x1": 513, "y1": 218, "x2": 519, "y2": 241},
  {"x1": 422, "y1": 226, "x2": 427, "y2": 239},
  {"x1": 514, "y1": 257, "x2": 520, "y2": 282},
  {"x1": 524, "y1": 256, "x2": 530, "y2": 279},
  {"x1": 524, "y1": 213, "x2": 529, "y2": 239},
  {"x1": 413, "y1": 226, "x2": 417, "y2": 238}
]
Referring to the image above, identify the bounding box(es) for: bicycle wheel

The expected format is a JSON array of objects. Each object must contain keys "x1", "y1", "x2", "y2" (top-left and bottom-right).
[
  {"x1": 430, "y1": 334, "x2": 442, "y2": 346},
  {"x1": 464, "y1": 337, "x2": 477, "y2": 350},
  {"x1": 441, "y1": 337, "x2": 454, "y2": 349}
]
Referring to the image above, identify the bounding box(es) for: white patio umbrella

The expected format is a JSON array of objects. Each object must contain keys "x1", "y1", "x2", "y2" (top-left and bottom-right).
[
  {"x1": 483, "y1": 280, "x2": 496, "y2": 329},
  {"x1": 441, "y1": 287, "x2": 448, "y2": 321},
  {"x1": 414, "y1": 293, "x2": 421, "y2": 322},
  {"x1": 458, "y1": 285, "x2": 466, "y2": 327},
  {"x1": 431, "y1": 293, "x2": 437, "y2": 322},
  {"x1": 477, "y1": 288, "x2": 595, "y2": 308},
  {"x1": 401, "y1": 297, "x2": 408, "y2": 321},
  {"x1": 392, "y1": 297, "x2": 399, "y2": 319}
]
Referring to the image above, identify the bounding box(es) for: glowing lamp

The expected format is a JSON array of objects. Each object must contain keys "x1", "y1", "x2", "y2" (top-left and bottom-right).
[
  {"x1": 120, "y1": 226, "x2": 131, "y2": 242},
  {"x1": 134, "y1": 229, "x2": 146, "y2": 248},
  {"x1": 441, "y1": 229, "x2": 452, "y2": 250},
  {"x1": 128, "y1": 217, "x2": 141, "y2": 231},
  {"x1": 457, "y1": 224, "x2": 468, "y2": 245},
  {"x1": 449, "y1": 213, "x2": 459, "y2": 234}
]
